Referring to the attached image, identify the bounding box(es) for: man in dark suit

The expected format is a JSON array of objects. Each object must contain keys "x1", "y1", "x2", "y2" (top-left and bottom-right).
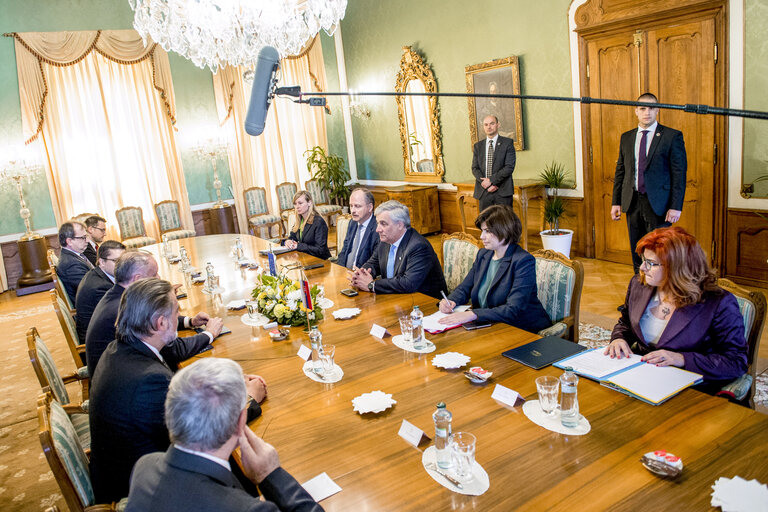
[
  {"x1": 336, "y1": 187, "x2": 379, "y2": 269},
  {"x1": 611, "y1": 93, "x2": 687, "y2": 272},
  {"x1": 126, "y1": 358, "x2": 320, "y2": 512},
  {"x1": 75, "y1": 240, "x2": 125, "y2": 342},
  {"x1": 89, "y1": 278, "x2": 266, "y2": 504},
  {"x1": 349, "y1": 200, "x2": 446, "y2": 299},
  {"x1": 471, "y1": 115, "x2": 517, "y2": 211},
  {"x1": 56, "y1": 221, "x2": 93, "y2": 304},
  {"x1": 83, "y1": 215, "x2": 107, "y2": 265}
]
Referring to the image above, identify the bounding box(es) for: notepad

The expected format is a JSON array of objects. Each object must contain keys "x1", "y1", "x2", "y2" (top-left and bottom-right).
[
  {"x1": 554, "y1": 349, "x2": 644, "y2": 380},
  {"x1": 422, "y1": 305, "x2": 471, "y2": 334},
  {"x1": 258, "y1": 246, "x2": 293, "y2": 256}
]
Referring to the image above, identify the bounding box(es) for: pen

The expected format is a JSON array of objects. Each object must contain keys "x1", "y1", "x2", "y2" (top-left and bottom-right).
[{"x1": 440, "y1": 290, "x2": 453, "y2": 313}]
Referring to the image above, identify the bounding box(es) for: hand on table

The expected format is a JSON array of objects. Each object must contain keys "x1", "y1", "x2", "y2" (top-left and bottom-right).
[
  {"x1": 238, "y1": 427, "x2": 280, "y2": 484},
  {"x1": 190, "y1": 311, "x2": 211, "y2": 328},
  {"x1": 349, "y1": 267, "x2": 374, "y2": 291},
  {"x1": 284, "y1": 240, "x2": 298, "y2": 250},
  {"x1": 642, "y1": 349, "x2": 684, "y2": 367},
  {"x1": 438, "y1": 310, "x2": 477, "y2": 325},
  {"x1": 438, "y1": 299, "x2": 456, "y2": 314},
  {"x1": 604, "y1": 338, "x2": 632, "y2": 359},
  {"x1": 202, "y1": 317, "x2": 224, "y2": 338},
  {"x1": 245, "y1": 374, "x2": 267, "y2": 403}
]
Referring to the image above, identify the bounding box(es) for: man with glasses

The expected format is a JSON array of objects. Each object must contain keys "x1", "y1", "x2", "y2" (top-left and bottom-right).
[
  {"x1": 57, "y1": 221, "x2": 94, "y2": 304},
  {"x1": 83, "y1": 215, "x2": 108, "y2": 265},
  {"x1": 75, "y1": 240, "x2": 126, "y2": 342}
]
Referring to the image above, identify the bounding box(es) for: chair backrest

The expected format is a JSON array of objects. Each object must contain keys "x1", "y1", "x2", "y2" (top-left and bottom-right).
[
  {"x1": 532, "y1": 249, "x2": 584, "y2": 343},
  {"x1": 441, "y1": 233, "x2": 482, "y2": 294},
  {"x1": 51, "y1": 290, "x2": 84, "y2": 367},
  {"x1": 244, "y1": 187, "x2": 270, "y2": 217},
  {"x1": 285, "y1": 210, "x2": 299, "y2": 234},
  {"x1": 416, "y1": 159, "x2": 434, "y2": 173},
  {"x1": 47, "y1": 250, "x2": 74, "y2": 314},
  {"x1": 455, "y1": 191, "x2": 475, "y2": 235},
  {"x1": 306, "y1": 178, "x2": 331, "y2": 206},
  {"x1": 73, "y1": 212, "x2": 99, "y2": 225},
  {"x1": 38, "y1": 391, "x2": 94, "y2": 512},
  {"x1": 154, "y1": 200, "x2": 186, "y2": 234},
  {"x1": 276, "y1": 182, "x2": 298, "y2": 213},
  {"x1": 115, "y1": 206, "x2": 148, "y2": 240},
  {"x1": 717, "y1": 278, "x2": 766, "y2": 405},
  {"x1": 28, "y1": 327, "x2": 71, "y2": 405},
  {"x1": 335, "y1": 214, "x2": 353, "y2": 256}
]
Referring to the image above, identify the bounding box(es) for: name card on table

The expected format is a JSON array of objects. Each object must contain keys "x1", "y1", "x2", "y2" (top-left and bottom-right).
[
  {"x1": 302, "y1": 472, "x2": 342, "y2": 502},
  {"x1": 297, "y1": 344, "x2": 312, "y2": 361},
  {"x1": 491, "y1": 384, "x2": 521, "y2": 407},
  {"x1": 398, "y1": 419, "x2": 428, "y2": 447},
  {"x1": 370, "y1": 324, "x2": 388, "y2": 339}
]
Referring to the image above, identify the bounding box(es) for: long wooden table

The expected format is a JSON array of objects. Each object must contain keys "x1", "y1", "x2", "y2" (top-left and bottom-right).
[{"x1": 149, "y1": 234, "x2": 768, "y2": 511}]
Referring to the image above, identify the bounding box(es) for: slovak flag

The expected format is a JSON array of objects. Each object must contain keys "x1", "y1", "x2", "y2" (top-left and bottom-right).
[{"x1": 300, "y1": 277, "x2": 313, "y2": 311}]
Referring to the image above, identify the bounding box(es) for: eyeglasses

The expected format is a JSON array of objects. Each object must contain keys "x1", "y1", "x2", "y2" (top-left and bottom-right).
[
  {"x1": 102, "y1": 257, "x2": 119, "y2": 262},
  {"x1": 640, "y1": 257, "x2": 662, "y2": 269},
  {"x1": 91, "y1": 226, "x2": 106, "y2": 232},
  {"x1": 70, "y1": 236, "x2": 87, "y2": 241}
]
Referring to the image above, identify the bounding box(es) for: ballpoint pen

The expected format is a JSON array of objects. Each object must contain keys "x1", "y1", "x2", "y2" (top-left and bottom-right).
[{"x1": 440, "y1": 290, "x2": 454, "y2": 313}]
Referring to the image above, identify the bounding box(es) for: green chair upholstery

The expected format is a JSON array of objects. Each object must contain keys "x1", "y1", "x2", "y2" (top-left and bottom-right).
[
  {"x1": 333, "y1": 214, "x2": 353, "y2": 258},
  {"x1": 244, "y1": 186, "x2": 283, "y2": 238},
  {"x1": 277, "y1": 182, "x2": 298, "y2": 233},
  {"x1": 52, "y1": 290, "x2": 86, "y2": 367},
  {"x1": 154, "y1": 200, "x2": 196, "y2": 241},
  {"x1": 306, "y1": 179, "x2": 342, "y2": 226},
  {"x1": 441, "y1": 233, "x2": 481, "y2": 294},
  {"x1": 533, "y1": 249, "x2": 584, "y2": 344},
  {"x1": 47, "y1": 249, "x2": 74, "y2": 314},
  {"x1": 115, "y1": 206, "x2": 156, "y2": 248}
]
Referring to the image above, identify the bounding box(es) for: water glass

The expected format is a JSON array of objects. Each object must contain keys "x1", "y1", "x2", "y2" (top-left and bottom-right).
[
  {"x1": 536, "y1": 376, "x2": 560, "y2": 417},
  {"x1": 398, "y1": 315, "x2": 413, "y2": 343},
  {"x1": 246, "y1": 301, "x2": 259, "y2": 319},
  {"x1": 208, "y1": 275, "x2": 220, "y2": 292},
  {"x1": 320, "y1": 344, "x2": 335, "y2": 374},
  {"x1": 449, "y1": 432, "x2": 476, "y2": 483}
]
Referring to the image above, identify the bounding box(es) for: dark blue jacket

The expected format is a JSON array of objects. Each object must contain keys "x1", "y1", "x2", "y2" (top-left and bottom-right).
[
  {"x1": 283, "y1": 213, "x2": 331, "y2": 260},
  {"x1": 336, "y1": 216, "x2": 379, "y2": 269},
  {"x1": 57, "y1": 247, "x2": 92, "y2": 304},
  {"x1": 448, "y1": 244, "x2": 551, "y2": 333}
]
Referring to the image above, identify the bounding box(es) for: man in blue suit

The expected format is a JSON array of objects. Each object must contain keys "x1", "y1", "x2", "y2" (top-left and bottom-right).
[
  {"x1": 336, "y1": 187, "x2": 379, "y2": 269},
  {"x1": 611, "y1": 92, "x2": 687, "y2": 273}
]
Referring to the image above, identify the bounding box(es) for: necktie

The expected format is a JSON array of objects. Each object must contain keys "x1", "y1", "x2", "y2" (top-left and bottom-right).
[
  {"x1": 386, "y1": 244, "x2": 397, "y2": 279},
  {"x1": 637, "y1": 130, "x2": 649, "y2": 194},
  {"x1": 486, "y1": 139, "x2": 494, "y2": 178},
  {"x1": 346, "y1": 223, "x2": 363, "y2": 269}
]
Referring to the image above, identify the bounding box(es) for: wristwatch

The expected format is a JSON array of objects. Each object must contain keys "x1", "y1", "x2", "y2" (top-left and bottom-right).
[{"x1": 368, "y1": 281, "x2": 375, "y2": 292}]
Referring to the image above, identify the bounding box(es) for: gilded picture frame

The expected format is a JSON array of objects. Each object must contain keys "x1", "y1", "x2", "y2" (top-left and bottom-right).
[{"x1": 465, "y1": 56, "x2": 524, "y2": 151}]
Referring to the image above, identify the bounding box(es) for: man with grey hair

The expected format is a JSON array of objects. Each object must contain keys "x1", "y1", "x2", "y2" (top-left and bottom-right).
[
  {"x1": 349, "y1": 200, "x2": 446, "y2": 299},
  {"x1": 56, "y1": 220, "x2": 94, "y2": 303},
  {"x1": 336, "y1": 187, "x2": 379, "y2": 269},
  {"x1": 126, "y1": 358, "x2": 320, "y2": 512},
  {"x1": 89, "y1": 279, "x2": 267, "y2": 504}
]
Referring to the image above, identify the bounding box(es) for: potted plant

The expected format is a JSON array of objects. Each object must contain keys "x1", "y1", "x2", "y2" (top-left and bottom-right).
[
  {"x1": 304, "y1": 146, "x2": 351, "y2": 208},
  {"x1": 539, "y1": 160, "x2": 574, "y2": 258}
]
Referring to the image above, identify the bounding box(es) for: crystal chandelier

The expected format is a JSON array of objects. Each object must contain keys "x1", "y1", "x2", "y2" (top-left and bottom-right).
[{"x1": 129, "y1": 0, "x2": 348, "y2": 71}]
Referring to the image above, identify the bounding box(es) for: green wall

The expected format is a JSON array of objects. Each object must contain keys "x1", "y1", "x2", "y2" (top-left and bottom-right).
[
  {"x1": 743, "y1": 0, "x2": 768, "y2": 197},
  {"x1": 335, "y1": 0, "x2": 576, "y2": 184}
]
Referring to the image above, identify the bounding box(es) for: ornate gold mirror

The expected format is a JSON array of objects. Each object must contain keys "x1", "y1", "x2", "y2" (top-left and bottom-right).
[{"x1": 395, "y1": 46, "x2": 445, "y2": 182}]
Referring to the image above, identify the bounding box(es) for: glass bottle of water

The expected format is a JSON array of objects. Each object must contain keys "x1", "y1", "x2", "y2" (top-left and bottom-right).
[
  {"x1": 204, "y1": 261, "x2": 215, "y2": 291},
  {"x1": 234, "y1": 237, "x2": 244, "y2": 260},
  {"x1": 560, "y1": 367, "x2": 580, "y2": 428},
  {"x1": 309, "y1": 326, "x2": 324, "y2": 375},
  {"x1": 411, "y1": 305, "x2": 424, "y2": 350},
  {"x1": 433, "y1": 402, "x2": 453, "y2": 469},
  {"x1": 162, "y1": 234, "x2": 171, "y2": 258}
]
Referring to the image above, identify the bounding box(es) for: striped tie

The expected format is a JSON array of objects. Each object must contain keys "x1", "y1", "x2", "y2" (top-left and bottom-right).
[{"x1": 486, "y1": 139, "x2": 494, "y2": 178}]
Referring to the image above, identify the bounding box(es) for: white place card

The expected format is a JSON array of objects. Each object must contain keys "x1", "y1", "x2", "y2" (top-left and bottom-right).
[
  {"x1": 301, "y1": 472, "x2": 342, "y2": 502},
  {"x1": 491, "y1": 384, "x2": 521, "y2": 407},
  {"x1": 370, "y1": 323, "x2": 388, "y2": 339},
  {"x1": 297, "y1": 344, "x2": 312, "y2": 361},
  {"x1": 398, "y1": 419, "x2": 426, "y2": 447}
]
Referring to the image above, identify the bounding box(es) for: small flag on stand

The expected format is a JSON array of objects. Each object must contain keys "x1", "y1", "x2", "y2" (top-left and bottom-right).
[
  {"x1": 267, "y1": 248, "x2": 277, "y2": 276},
  {"x1": 300, "y1": 272, "x2": 313, "y2": 311}
]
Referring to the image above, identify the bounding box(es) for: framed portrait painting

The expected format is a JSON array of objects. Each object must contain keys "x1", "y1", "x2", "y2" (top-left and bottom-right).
[{"x1": 465, "y1": 56, "x2": 524, "y2": 151}]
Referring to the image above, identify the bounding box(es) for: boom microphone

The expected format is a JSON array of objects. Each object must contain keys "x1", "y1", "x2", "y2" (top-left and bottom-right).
[{"x1": 244, "y1": 46, "x2": 280, "y2": 136}]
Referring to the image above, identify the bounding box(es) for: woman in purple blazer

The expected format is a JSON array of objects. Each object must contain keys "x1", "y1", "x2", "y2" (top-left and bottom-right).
[{"x1": 605, "y1": 227, "x2": 747, "y2": 384}]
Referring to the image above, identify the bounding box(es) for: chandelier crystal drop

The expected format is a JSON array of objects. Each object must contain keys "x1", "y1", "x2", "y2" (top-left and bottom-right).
[{"x1": 129, "y1": 0, "x2": 348, "y2": 71}]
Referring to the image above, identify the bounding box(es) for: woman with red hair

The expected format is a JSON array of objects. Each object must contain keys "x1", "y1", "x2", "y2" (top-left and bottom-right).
[{"x1": 605, "y1": 227, "x2": 747, "y2": 384}]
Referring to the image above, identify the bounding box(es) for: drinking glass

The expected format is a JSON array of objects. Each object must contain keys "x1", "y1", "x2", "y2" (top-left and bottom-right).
[
  {"x1": 320, "y1": 344, "x2": 335, "y2": 374},
  {"x1": 536, "y1": 376, "x2": 560, "y2": 417},
  {"x1": 449, "y1": 432, "x2": 476, "y2": 483},
  {"x1": 246, "y1": 301, "x2": 259, "y2": 319},
  {"x1": 399, "y1": 316, "x2": 413, "y2": 343},
  {"x1": 208, "y1": 275, "x2": 220, "y2": 292}
]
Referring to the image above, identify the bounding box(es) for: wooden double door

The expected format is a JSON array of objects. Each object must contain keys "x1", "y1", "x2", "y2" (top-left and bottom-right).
[{"x1": 582, "y1": 4, "x2": 725, "y2": 266}]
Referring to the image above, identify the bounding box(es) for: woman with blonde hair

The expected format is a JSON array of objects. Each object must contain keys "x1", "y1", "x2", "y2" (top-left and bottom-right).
[
  {"x1": 605, "y1": 226, "x2": 747, "y2": 384},
  {"x1": 281, "y1": 190, "x2": 331, "y2": 259}
]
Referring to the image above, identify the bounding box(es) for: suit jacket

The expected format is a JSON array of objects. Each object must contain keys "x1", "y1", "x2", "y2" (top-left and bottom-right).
[
  {"x1": 448, "y1": 244, "x2": 551, "y2": 333},
  {"x1": 89, "y1": 332, "x2": 213, "y2": 503},
  {"x1": 612, "y1": 124, "x2": 687, "y2": 216},
  {"x1": 611, "y1": 276, "x2": 748, "y2": 382},
  {"x1": 362, "y1": 227, "x2": 446, "y2": 299},
  {"x1": 126, "y1": 446, "x2": 322, "y2": 512},
  {"x1": 284, "y1": 214, "x2": 331, "y2": 260},
  {"x1": 75, "y1": 266, "x2": 113, "y2": 342},
  {"x1": 336, "y1": 216, "x2": 379, "y2": 269},
  {"x1": 471, "y1": 135, "x2": 516, "y2": 200},
  {"x1": 57, "y1": 247, "x2": 92, "y2": 304},
  {"x1": 83, "y1": 242, "x2": 98, "y2": 266}
]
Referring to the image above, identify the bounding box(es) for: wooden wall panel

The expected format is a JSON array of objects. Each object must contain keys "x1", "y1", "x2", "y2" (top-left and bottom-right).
[{"x1": 724, "y1": 209, "x2": 768, "y2": 287}]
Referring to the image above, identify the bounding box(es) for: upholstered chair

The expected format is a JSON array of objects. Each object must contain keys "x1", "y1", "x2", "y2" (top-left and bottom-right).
[
  {"x1": 331, "y1": 213, "x2": 353, "y2": 260},
  {"x1": 47, "y1": 249, "x2": 74, "y2": 314},
  {"x1": 153, "y1": 200, "x2": 196, "y2": 241},
  {"x1": 306, "y1": 178, "x2": 342, "y2": 226},
  {"x1": 276, "y1": 182, "x2": 298, "y2": 233},
  {"x1": 115, "y1": 206, "x2": 156, "y2": 248},
  {"x1": 533, "y1": 249, "x2": 584, "y2": 343},
  {"x1": 243, "y1": 186, "x2": 283, "y2": 238},
  {"x1": 440, "y1": 233, "x2": 482, "y2": 294},
  {"x1": 51, "y1": 290, "x2": 86, "y2": 367}
]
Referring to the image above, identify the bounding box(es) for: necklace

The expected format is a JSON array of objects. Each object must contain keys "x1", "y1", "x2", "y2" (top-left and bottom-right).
[{"x1": 661, "y1": 305, "x2": 671, "y2": 318}]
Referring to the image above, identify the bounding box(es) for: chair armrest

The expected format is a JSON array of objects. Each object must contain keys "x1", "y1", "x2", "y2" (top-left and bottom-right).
[{"x1": 63, "y1": 403, "x2": 88, "y2": 415}]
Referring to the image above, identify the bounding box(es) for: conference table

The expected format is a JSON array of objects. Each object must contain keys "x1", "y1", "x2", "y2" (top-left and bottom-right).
[{"x1": 148, "y1": 234, "x2": 768, "y2": 511}]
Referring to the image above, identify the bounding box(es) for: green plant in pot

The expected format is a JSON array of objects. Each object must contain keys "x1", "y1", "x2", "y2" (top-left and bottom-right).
[
  {"x1": 539, "y1": 160, "x2": 574, "y2": 257},
  {"x1": 304, "y1": 146, "x2": 351, "y2": 206}
]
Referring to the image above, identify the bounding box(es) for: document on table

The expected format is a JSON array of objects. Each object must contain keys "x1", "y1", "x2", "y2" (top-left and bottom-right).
[
  {"x1": 602, "y1": 363, "x2": 703, "y2": 405},
  {"x1": 554, "y1": 349, "x2": 644, "y2": 380},
  {"x1": 422, "y1": 305, "x2": 470, "y2": 334},
  {"x1": 302, "y1": 472, "x2": 342, "y2": 502}
]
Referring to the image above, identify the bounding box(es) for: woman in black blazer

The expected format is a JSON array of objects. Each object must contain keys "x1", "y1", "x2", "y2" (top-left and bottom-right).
[
  {"x1": 439, "y1": 205, "x2": 551, "y2": 333},
  {"x1": 282, "y1": 190, "x2": 331, "y2": 259}
]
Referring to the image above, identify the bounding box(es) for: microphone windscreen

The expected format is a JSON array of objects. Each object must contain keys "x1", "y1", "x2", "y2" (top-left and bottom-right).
[{"x1": 245, "y1": 46, "x2": 280, "y2": 136}]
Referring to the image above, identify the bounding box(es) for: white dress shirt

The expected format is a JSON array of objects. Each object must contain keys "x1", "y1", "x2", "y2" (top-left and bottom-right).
[{"x1": 174, "y1": 444, "x2": 231, "y2": 470}]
